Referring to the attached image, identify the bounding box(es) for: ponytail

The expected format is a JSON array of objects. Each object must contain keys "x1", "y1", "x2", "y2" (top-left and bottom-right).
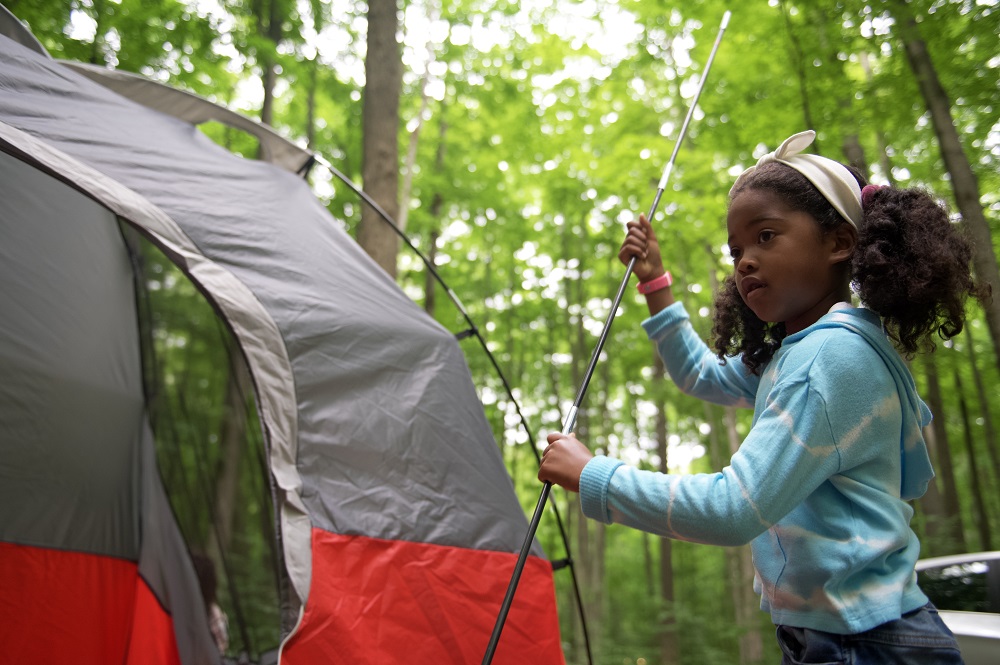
[{"x1": 853, "y1": 187, "x2": 988, "y2": 356}]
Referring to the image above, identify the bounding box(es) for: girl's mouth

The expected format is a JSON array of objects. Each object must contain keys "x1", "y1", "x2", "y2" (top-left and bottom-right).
[{"x1": 741, "y1": 278, "x2": 765, "y2": 299}]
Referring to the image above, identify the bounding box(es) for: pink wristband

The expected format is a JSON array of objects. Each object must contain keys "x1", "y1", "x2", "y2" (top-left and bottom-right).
[{"x1": 637, "y1": 272, "x2": 672, "y2": 294}]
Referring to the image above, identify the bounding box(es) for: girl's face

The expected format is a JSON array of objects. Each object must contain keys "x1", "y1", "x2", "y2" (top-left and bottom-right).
[{"x1": 727, "y1": 188, "x2": 853, "y2": 335}]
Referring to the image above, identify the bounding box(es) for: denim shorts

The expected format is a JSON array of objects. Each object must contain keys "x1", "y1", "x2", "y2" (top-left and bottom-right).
[{"x1": 776, "y1": 603, "x2": 964, "y2": 665}]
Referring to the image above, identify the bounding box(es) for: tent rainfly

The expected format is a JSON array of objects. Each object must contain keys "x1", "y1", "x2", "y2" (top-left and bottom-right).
[{"x1": 0, "y1": 8, "x2": 564, "y2": 664}]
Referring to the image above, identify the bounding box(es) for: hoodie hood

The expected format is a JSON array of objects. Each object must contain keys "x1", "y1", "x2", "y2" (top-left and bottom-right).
[{"x1": 786, "y1": 307, "x2": 934, "y2": 500}]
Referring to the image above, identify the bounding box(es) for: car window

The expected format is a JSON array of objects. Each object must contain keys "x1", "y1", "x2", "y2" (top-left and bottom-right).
[{"x1": 917, "y1": 557, "x2": 1000, "y2": 613}]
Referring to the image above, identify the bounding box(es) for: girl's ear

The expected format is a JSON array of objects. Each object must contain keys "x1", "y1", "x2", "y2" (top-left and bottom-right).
[{"x1": 828, "y1": 223, "x2": 857, "y2": 265}]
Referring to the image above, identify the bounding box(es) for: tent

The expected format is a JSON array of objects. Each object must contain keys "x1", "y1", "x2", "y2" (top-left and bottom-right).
[{"x1": 0, "y1": 7, "x2": 564, "y2": 663}]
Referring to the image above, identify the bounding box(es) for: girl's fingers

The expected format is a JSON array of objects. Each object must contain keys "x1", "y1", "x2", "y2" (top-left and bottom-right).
[{"x1": 619, "y1": 247, "x2": 647, "y2": 263}]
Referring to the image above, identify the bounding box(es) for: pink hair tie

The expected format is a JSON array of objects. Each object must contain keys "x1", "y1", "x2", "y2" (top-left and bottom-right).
[{"x1": 861, "y1": 184, "x2": 885, "y2": 209}]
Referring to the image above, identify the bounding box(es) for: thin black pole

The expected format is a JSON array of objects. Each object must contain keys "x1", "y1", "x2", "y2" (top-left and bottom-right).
[{"x1": 481, "y1": 10, "x2": 731, "y2": 663}]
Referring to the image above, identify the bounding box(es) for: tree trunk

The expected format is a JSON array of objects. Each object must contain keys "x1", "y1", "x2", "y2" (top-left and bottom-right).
[
  {"x1": 921, "y1": 355, "x2": 967, "y2": 553},
  {"x1": 964, "y1": 325, "x2": 1000, "y2": 497},
  {"x1": 890, "y1": 0, "x2": 1000, "y2": 374},
  {"x1": 653, "y1": 353, "x2": 679, "y2": 664},
  {"x1": 643, "y1": 531, "x2": 655, "y2": 598},
  {"x1": 397, "y1": 87, "x2": 427, "y2": 233},
  {"x1": 305, "y1": 56, "x2": 317, "y2": 149},
  {"x1": 423, "y1": 229, "x2": 439, "y2": 316},
  {"x1": 724, "y1": 404, "x2": 763, "y2": 664},
  {"x1": 779, "y1": 0, "x2": 819, "y2": 150},
  {"x1": 860, "y1": 52, "x2": 899, "y2": 186},
  {"x1": 398, "y1": 16, "x2": 437, "y2": 234},
  {"x1": 357, "y1": 0, "x2": 403, "y2": 278},
  {"x1": 841, "y1": 133, "x2": 868, "y2": 176},
  {"x1": 257, "y1": 0, "x2": 282, "y2": 129},
  {"x1": 423, "y1": 121, "x2": 447, "y2": 315},
  {"x1": 952, "y1": 364, "x2": 992, "y2": 550},
  {"x1": 705, "y1": 403, "x2": 743, "y2": 661}
]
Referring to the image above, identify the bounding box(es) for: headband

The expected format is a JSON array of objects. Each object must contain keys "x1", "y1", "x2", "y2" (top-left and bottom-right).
[{"x1": 729, "y1": 130, "x2": 863, "y2": 228}]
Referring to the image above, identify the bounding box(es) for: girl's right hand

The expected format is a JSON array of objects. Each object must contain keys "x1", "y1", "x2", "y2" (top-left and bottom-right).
[
  {"x1": 538, "y1": 432, "x2": 593, "y2": 493},
  {"x1": 618, "y1": 213, "x2": 665, "y2": 283}
]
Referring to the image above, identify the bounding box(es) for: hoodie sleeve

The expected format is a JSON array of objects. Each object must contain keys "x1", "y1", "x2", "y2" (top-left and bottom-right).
[
  {"x1": 642, "y1": 302, "x2": 758, "y2": 408},
  {"x1": 579, "y1": 329, "x2": 900, "y2": 546},
  {"x1": 580, "y1": 374, "x2": 842, "y2": 545}
]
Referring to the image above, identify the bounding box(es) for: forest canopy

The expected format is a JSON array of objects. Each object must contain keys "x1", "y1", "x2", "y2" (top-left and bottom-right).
[{"x1": 6, "y1": 0, "x2": 998, "y2": 663}]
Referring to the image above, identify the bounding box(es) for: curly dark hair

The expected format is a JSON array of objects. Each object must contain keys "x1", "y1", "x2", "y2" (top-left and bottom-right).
[{"x1": 712, "y1": 160, "x2": 988, "y2": 375}]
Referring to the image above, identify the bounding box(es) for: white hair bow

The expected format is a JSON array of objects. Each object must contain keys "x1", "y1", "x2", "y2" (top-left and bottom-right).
[{"x1": 730, "y1": 130, "x2": 863, "y2": 227}]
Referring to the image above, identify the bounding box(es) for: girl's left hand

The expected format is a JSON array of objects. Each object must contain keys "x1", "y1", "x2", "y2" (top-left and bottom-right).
[{"x1": 538, "y1": 432, "x2": 593, "y2": 492}]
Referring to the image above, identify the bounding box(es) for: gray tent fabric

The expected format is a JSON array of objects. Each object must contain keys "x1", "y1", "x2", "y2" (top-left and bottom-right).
[
  {"x1": 0, "y1": 23, "x2": 547, "y2": 657},
  {"x1": 62, "y1": 62, "x2": 314, "y2": 174},
  {"x1": 0, "y1": 147, "x2": 143, "y2": 557},
  {"x1": 0, "y1": 147, "x2": 220, "y2": 664}
]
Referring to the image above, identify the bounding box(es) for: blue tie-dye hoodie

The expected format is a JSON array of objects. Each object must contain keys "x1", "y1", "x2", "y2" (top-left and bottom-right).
[{"x1": 579, "y1": 302, "x2": 934, "y2": 633}]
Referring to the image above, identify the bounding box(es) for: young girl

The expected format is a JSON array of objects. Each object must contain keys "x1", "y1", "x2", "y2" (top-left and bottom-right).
[{"x1": 537, "y1": 130, "x2": 987, "y2": 664}]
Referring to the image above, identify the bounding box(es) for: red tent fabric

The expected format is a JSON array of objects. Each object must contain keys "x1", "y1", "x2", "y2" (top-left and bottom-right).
[
  {"x1": 0, "y1": 543, "x2": 181, "y2": 665},
  {"x1": 282, "y1": 531, "x2": 563, "y2": 663}
]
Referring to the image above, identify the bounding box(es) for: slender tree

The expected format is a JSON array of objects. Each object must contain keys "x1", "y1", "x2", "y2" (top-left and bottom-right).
[
  {"x1": 888, "y1": 0, "x2": 1000, "y2": 372},
  {"x1": 952, "y1": 363, "x2": 992, "y2": 550},
  {"x1": 357, "y1": 0, "x2": 403, "y2": 277},
  {"x1": 652, "y1": 353, "x2": 679, "y2": 663},
  {"x1": 920, "y1": 355, "x2": 967, "y2": 553},
  {"x1": 962, "y1": 324, "x2": 1000, "y2": 501}
]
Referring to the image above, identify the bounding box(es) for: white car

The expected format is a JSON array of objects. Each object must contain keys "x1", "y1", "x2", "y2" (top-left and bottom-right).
[{"x1": 915, "y1": 551, "x2": 1000, "y2": 665}]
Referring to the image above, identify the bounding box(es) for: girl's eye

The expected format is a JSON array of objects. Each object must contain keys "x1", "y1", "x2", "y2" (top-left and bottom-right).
[
  {"x1": 758, "y1": 230, "x2": 775, "y2": 243},
  {"x1": 729, "y1": 247, "x2": 741, "y2": 260}
]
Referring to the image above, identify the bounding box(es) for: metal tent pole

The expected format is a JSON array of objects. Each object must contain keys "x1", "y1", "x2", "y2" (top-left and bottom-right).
[{"x1": 481, "y1": 11, "x2": 731, "y2": 663}]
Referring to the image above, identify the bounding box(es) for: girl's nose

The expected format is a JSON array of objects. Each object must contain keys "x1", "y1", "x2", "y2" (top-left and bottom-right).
[{"x1": 736, "y1": 252, "x2": 757, "y2": 274}]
